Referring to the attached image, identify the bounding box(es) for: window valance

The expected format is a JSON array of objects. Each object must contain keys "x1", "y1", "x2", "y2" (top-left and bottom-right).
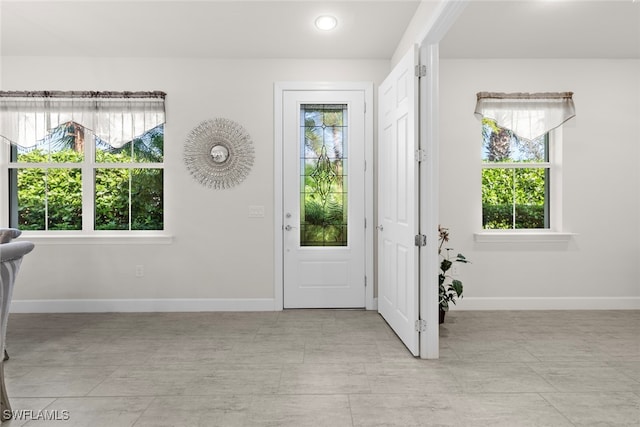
[
  {"x1": 474, "y1": 92, "x2": 575, "y2": 141},
  {"x1": 0, "y1": 91, "x2": 166, "y2": 148}
]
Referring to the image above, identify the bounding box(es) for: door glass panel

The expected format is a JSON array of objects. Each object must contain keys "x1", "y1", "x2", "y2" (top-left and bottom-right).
[{"x1": 300, "y1": 104, "x2": 347, "y2": 247}]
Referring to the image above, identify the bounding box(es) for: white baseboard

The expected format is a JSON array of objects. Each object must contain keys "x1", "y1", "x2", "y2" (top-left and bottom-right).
[
  {"x1": 452, "y1": 297, "x2": 640, "y2": 311},
  {"x1": 11, "y1": 296, "x2": 638, "y2": 313},
  {"x1": 10, "y1": 298, "x2": 278, "y2": 313}
]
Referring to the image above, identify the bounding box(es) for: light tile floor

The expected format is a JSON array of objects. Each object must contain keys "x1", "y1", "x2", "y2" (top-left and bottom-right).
[{"x1": 2, "y1": 309, "x2": 639, "y2": 426}]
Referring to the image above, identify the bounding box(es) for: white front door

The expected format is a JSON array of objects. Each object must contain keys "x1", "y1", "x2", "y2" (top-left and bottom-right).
[
  {"x1": 377, "y1": 46, "x2": 420, "y2": 355},
  {"x1": 282, "y1": 90, "x2": 366, "y2": 308}
]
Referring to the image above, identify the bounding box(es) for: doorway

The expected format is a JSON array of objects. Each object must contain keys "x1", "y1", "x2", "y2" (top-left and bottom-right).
[{"x1": 274, "y1": 83, "x2": 374, "y2": 310}]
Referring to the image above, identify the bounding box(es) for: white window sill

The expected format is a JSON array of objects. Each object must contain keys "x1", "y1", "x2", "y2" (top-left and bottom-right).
[
  {"x1": 15, "y1": 232, "x2": 174, "y2": 245},
  {"x1": 474, "y1": 231, "x2": 576, "y2": 243}
]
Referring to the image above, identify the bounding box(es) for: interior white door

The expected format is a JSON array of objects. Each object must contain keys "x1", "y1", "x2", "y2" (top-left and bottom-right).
[
  {"x1": 283, "y1": 90, "x2": 366, "y2": 308},
  {"x1": 377, "y1": 46, "x2": 420, "y2": 355}
]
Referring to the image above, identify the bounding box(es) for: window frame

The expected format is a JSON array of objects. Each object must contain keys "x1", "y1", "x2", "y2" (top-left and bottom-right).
[
  {"x1": 481, "y1": 131, "x2": 550, "y2": 230},
  {"x1": 475, "y1": 126, "x2": 573, "y2": 243},
  {"x1": 1, "y1": 126, "x2": 170, "y2": 243}
]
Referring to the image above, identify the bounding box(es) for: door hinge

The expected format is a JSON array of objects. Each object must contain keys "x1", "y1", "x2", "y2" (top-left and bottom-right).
[
  {"x1": 415, "y1": 319, "x2": 427, "y2": 333},
  {"x1": 364, "y1": 218, "x2": 367, "y2": 229},
  {"x1": 414, "y1": 234, "x2": 427, "y2": 247},
  {"x1": 415, "y1": 64, "x2": 427, "y2": 78},
  {"x1": 415, "y1": 149, "x2": 427, "y2": 162},
  {"x1": 365, "y1": 276, "x2": 367, "y2": 287}
]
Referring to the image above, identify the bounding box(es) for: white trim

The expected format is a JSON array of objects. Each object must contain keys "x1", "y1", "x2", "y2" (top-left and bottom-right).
[
  {"x1": 10, "y1": 298, "x2": 276, "y2": 313},
  {"x1": 474, "y1": 231, "x2": 576, "y2": 243},
  {"x1": 12, "y1": 296, "x2": 636, "y2": 314},
  {"x1": 363, "y1": 86, "x2": 375, "y2": 311},
  {"x1": 15, "y1": 233, "x2": 174, "y2": 245},
  {"x1": 453, "y1": 297, "x2": 640, "y2": 311},
  {"x1": 274, "y1": 83, "x2": 284, "y2": 311},
  {"x1": 273, "y1": 82, "x2": 374, "y2": 311},
  {"x1": 550, "y1": 126, "x2": 564, "y2": 231},
  {"x1": 416, "y1": 0, "x2": 470, "y2": 360},
  {"x1": 0, "y1": 141, "x2": 8, "y2": 227},
  {"x1": 419, "y1": 0, "x2": 469, "y2": 45},
  {"x1": 482, "y1": 162, "x2": 550, "y2": 169},
  {"x1": 419, "y1": 43, "x2": 440, "y2": 360}
]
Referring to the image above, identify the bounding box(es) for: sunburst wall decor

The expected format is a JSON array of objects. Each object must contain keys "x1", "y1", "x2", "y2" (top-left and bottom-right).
[{"x1": 183, "y1": 118, "x2": 255, "y2": 189}]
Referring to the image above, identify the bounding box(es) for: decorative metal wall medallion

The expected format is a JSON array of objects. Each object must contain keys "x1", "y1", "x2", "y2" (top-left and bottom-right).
[{"x1": 184, "y1": 118, "x2": 255, "y2": 189}]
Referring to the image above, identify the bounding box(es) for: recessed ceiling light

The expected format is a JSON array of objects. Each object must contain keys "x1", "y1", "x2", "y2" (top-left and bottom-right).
[{"x1": 315, "y1": 15, "x2": 338, "y2": 31}]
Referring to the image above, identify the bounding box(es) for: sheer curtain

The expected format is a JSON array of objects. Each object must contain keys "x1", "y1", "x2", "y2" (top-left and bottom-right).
[
  {"x1": 0, "y1": 91, "x2": 166, "y2": 148},
  {"x1": 474, "y1": 92, "x2": 575, "y2": 141}
]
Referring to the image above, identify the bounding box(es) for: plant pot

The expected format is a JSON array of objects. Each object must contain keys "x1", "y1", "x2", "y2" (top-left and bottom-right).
[{"x1": 439, "y1": 309, "x2": 446, "y2": 324}]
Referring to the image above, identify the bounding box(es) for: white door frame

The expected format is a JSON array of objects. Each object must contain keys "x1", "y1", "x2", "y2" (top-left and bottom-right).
[
  {"x1": 417, "y1": 0, "x2": 469, "y2": 359},
  {"x1": 418, "y1": 43, "x2": 440, "y2": 359},
  {"x1": 274, "y1": 82, "x2": 375, "y2": 311}
]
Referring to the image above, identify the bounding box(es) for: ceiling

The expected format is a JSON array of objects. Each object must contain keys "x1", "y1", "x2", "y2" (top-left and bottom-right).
[
  {"x1": 0, "y1": 0, "x2": 421, "y2": 59},
  {"x1": 1, "y1": 1, "x2": 638, "y2": 60},
  {"x1": 440, "y1": 0, "x2": 640, "y2": 59}
]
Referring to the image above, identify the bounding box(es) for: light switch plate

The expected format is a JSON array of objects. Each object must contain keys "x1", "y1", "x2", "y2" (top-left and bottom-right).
[{"x1": 248, "y1": 205, "x2": 265, "y2": 218}]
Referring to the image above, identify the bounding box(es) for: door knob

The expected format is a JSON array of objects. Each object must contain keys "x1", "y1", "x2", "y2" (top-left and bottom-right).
[
  {"x1": 376, "y1": 225, "x2": 384, "y2": 231},
  {"x1": 285, "y1": 225, "x2": 293, "y2": 231}
]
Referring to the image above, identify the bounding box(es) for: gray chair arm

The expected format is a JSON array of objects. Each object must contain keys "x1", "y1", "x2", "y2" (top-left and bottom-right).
[
  {"x1": 0, "y1": 241, "x2": 34, "y2": 262},
  {"x1": 0, "y1": 239, "x2": 33, "y2": 421},
  {"x1": 0, "y1": 229, "x2": 21, "y2": 244}
]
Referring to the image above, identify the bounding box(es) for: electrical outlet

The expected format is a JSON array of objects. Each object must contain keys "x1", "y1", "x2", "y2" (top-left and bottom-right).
[{"x1": 135, "y1": 265, "x2": 144, "y2": 278}]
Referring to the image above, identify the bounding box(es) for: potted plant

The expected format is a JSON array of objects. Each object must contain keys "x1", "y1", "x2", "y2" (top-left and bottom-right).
[{"x1": 438, "y1": 225, "x2": 470, "y2": 323}]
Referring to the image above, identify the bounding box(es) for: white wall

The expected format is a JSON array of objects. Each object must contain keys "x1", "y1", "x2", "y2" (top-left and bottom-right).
[
  {"x1": 439, "y1": 59, "x2": 640, "y2": 310},
  {"x1": 3, "y1": 57, "x2": 390, "y2": 312},
  {"x1": 6, "y1": 56, "x2": 639, "y2": 312}
]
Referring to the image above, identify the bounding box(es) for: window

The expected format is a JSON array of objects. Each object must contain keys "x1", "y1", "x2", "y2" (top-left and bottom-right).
[
  {"x1": 0, "y1": 91, "x2": 165, "y2": 233},
  {"x1": 481, "y1": 118, "x2": 549, "y2": 229},
  {"x1": 474, "y1": 91, "x2": 575, "y2": 234}
]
